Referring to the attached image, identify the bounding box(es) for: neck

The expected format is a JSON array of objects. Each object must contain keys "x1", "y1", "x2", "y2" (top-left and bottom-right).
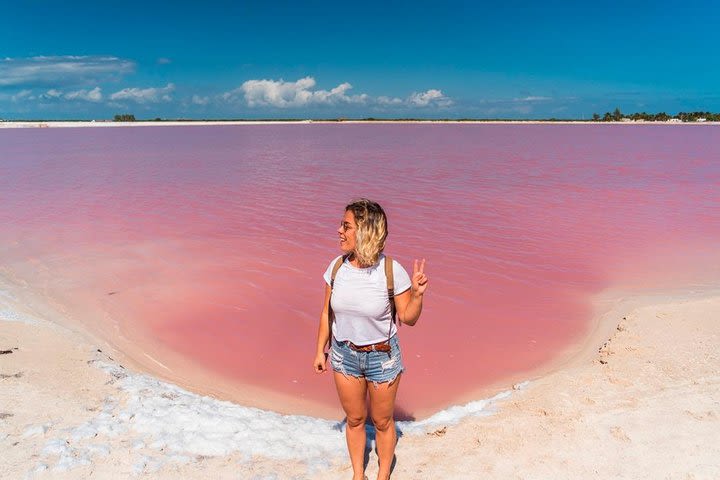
[
  {"x1": 348, "y1": 253, "x2": 361, "y2": 267},
  {"x1": 348, "y1": 252, "x2": 378, "y2": 268}
]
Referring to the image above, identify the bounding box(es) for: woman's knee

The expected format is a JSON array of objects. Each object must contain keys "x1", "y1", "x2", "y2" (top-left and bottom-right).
[
  {"x1": 371, "y1": 415, "x2": 394, "y2": 432},
  {"x1": 346, "y1": 414, "x2": 367, "y2": 429}
]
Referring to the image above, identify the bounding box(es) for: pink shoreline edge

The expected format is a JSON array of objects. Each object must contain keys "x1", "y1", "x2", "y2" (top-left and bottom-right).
[{"x1": 5, "y1": 268, "x2": 707, "y2": 421}]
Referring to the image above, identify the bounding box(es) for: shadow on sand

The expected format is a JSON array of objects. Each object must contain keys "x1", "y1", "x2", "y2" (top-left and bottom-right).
[{"x1": 333, "y1": 407, "x2": 415, "y2": 478}]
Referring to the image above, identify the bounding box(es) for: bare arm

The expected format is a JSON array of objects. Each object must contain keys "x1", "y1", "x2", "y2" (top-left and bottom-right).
[
  {"x1": 313, "y1": 284, "x2": 333, "y2": 373},
  {"x1": 394, "y1": 259, "x2": 428, "y2": 327},
  {"x1": 394, "y1": 289, "x2": 423, "y2": 326}
]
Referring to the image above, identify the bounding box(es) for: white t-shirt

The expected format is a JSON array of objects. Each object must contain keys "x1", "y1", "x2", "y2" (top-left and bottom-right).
[{"x1": 323, "y1": 254, "x2": 412, "y2": 345}]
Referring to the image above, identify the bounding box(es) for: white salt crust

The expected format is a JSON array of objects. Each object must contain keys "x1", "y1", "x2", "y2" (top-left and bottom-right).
[
  {"x1": 0, "y1": 291, "x2": 523, "y2": 474},
  {"x1": 27, "y1": 354, "x2": 520, "y2": 473}
]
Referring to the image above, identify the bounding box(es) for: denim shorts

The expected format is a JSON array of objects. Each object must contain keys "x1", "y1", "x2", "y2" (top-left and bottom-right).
[{"x1": 330, "y1": 335, "x2": 404, "y2": 386}]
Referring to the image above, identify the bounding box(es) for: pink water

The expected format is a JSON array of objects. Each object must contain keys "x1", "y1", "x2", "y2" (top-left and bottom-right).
[{"x1": 1, "y1": 124, "x2": 719, "y2": 418}]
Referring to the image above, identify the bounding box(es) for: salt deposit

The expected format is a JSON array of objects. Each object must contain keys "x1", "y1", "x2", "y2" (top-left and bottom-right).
[
  {"x1": 1, "y1": 290, "x2": 522, "y2": 474},
  {"x1": 22, "y1": 423, "x2": 51, "y2": 438},
  {"x1": 26, "y1": 348, "x2": 519, "y2": 472}
]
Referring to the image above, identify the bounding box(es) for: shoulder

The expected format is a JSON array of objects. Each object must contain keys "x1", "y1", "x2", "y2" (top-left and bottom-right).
[
  {"x1": 383, "y1": 255, "x2": 412, "y2": 291},
  {"x1": 323, "y1": 254, "x2": 347, "y2": 285},
  {"x1": 384, "y1": 255, "x2": 408, "y2": 273},
  {"x1": 327, "y1": 255, "x2": 344, "y2": 270}
]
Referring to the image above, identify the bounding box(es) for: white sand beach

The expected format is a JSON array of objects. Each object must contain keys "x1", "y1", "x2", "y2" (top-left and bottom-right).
[
  {"x1": 1, "y1": 120, "x2": 719, "y2": 128},
  {"x1": 2, "y1": 282, "x2": 719, "y2": 479}
]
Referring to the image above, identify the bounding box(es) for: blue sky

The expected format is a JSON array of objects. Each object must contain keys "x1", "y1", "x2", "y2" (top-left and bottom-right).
[{"x1": 1, "y1": 1, "x2": 719, "y2": 119}]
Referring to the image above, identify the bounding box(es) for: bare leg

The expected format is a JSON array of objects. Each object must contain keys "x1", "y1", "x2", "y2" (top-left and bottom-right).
[
  {"x1": 334, "y1": 372, "x2": 368, "y2": 480},
  {"x1": 368, "y1": 374, "x2": 401, "y2": 480}
]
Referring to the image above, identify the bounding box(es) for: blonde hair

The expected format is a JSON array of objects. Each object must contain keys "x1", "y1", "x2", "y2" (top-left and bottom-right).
[{"x1": 346, "y1": 198, "x2": 388, "y2": 267}]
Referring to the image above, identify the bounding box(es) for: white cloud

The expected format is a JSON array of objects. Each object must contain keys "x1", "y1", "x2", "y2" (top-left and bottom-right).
[
  {"x1": 221, "y1": 77, "x2": 453, "y2": 110},
  {"x1": 228, "y1": 76, "x2": 368, "y2": 107},
  {"x1": 513, "y1": 96, "x2": 552, "y2": 102},
  {"x1": 42, "y1": 89, "x2": 63, "y2": 99},
  {"x1": 157, "y1": 57, "x2": 172, "y2": 65},
  {"x1": 191, "y1": 94, "x2": 209, "y2": 105},
  {"x1": 6, "y1": 86, "x2": 102, "y2": 103},
  {"x1": 472, "y1": 95, "x2": 553, "y2": 115},
  {"x1": 0, "y1": 56, "x2": 134, "y2": 87},
  {"x1": 64, "y1": 87, "x2": 103, "y2": 102},
  {"x1": 110, "y1": 83, "x2": 175, "y2": 103},
  {"x1": 375, "y1": 90, "x2": 454, "y2": 109},
  {"x1": 377, "y1": 96, "x2": 403, "y2": 106},
  {"x1": 408, "y1": 89, "x2": 453, "y2": 107},
  {"x1": 11, "y1": 89, "x2": 34, "y2": 102},
  {"x1": 481, "y1": 106, "x2": 528, "y2": 116}
]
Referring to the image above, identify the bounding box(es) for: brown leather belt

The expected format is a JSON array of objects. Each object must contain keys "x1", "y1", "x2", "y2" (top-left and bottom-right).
[{"x1": 345, "y1": 340, "x2": 391, "y2": 353}]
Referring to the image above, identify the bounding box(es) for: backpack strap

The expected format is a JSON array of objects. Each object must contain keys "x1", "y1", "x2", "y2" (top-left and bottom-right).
[
  {"x1": 330, "y1": 255, "x2": 346, "y2": 288},
  {"x1": 327, "y1": 254, "x2": 348, "y2": 351},
  {"x1": 384, "y1": 255, "x2": 397, "y2": 344}
]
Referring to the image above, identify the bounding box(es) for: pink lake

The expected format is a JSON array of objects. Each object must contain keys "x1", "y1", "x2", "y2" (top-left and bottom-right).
[{"x1": 1, "y1": 124, "x2": 719, "y2": 419}]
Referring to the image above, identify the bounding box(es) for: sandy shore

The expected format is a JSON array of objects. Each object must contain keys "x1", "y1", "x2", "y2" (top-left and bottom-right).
[
  {"x1": 1, "y1": 120, "x2": 719, "y2": 128},
  {"x1": 2, "y1": 286, "x2": 719, "y2": 479}
]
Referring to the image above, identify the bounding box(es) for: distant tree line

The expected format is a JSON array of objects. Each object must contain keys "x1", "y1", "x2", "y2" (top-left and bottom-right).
[
  {"x1": 113, "y1": 114, "x2": 136, "y2": 122},
  {"x1": 99, "y1": 113, "x2": 716, "y2": 123},
  {"x1": 592, "y1": 108, "x2": 719, "y2": 122}
]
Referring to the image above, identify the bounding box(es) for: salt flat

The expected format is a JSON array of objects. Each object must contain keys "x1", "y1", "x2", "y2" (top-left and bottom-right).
[{"x1": 2, "y1": 287, "x2": 718, "y2": 479}]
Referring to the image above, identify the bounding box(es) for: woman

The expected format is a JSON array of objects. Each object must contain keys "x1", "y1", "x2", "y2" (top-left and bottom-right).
[{"x1": 313, "y1": 198, "x2": 428, "y2": 480}]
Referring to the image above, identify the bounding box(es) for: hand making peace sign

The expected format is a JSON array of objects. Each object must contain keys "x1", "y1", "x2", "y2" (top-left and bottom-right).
[{"x1": 411, "y1": 258, "x2": 429, "y2": 297}]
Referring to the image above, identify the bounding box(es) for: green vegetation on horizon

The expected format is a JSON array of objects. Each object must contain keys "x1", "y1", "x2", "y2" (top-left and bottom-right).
[
  {"x1": 113, "y1": 114, "x2": 136, "y2": 122},
  {"x1": 106, "y1": 111, "x2": 720, "y2": 122},
  {"x1": 3, "y1": 111, "x2": 719, "y2": 123},
  {"x1": 592, "y1": 107, "x2": 720, "y2": 122}
]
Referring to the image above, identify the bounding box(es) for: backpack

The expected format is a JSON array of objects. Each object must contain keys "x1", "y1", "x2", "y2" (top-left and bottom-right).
[{"x1": 328, "y1": 254, "x2": 397, "y2": 348}]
